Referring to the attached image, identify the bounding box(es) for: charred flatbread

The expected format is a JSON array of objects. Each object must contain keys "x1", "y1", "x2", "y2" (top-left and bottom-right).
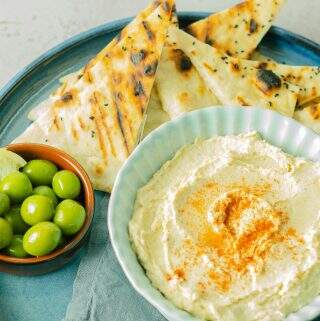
[
  {"x1": 294, "y1": 102, "x2": 320, "y2": 134},
  {"x1": 153, "y1": 0, "x2": 286, "y2": 120},
  {"x1": 14, "y1": 1, "x2": 175, "y2": 192},
  {"x1": 167, "y1": 26, "x2": 299, "y2": 117}
]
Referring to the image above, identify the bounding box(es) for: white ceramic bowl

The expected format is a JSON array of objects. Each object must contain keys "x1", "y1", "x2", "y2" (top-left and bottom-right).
[{"x1": 108, "y1": 106, "x2": 320, "y2": 321}]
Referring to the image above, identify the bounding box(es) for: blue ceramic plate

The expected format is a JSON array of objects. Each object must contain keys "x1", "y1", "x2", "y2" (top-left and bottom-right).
[
  {"x1": 0, "y1": 12, "x2": 320, "y2": 321},
  {"x1": 109, "y1": 106, "x2": 320, "y2": 321}
]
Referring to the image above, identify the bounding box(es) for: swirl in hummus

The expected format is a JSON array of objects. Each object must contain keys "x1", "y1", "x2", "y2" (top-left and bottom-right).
[{"x1": 129, "y1": 132, "x2": 320, "y2": 321}]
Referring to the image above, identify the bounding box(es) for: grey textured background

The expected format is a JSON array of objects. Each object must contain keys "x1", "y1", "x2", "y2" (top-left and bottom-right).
[{"x1": 0, "y1": 0, "x2": 319, "y2": 88}]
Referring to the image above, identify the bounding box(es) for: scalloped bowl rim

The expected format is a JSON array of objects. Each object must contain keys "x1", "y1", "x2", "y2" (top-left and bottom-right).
[{"x1": 108, "y1": 106, "x2": 320, "y2": 321}]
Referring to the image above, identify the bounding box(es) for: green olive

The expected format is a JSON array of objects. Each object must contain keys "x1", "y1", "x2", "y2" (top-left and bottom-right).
[
  {"x1": 0, "y1": 172, "x2": 32, "y2": 204},
  {"x1": 6, "y1": 235, "x2": 28, "y2": 258},
  {"x1": 4, "y1": 206, "x2": 30, "y2": 234},
  {"x1": 54, "y1": 199, "x2": 86, "y2": 235},
  {"x1": 23, "y1": 222, "x2": 61, "y2": 256},
  {"x1": 21, "y1": 195, "x2": 54, "y2": 225},
  {"x1": 23, "y1": 159, "x2": 58, "y2": 186},
  {"x1": 33, "y1": 186, "x2": 58, "y2": 207},
  {"x1": 57, "y1": 235, "x2": 67, "y2": 248},
  {"x1": 0, "y1": 217, "x2": 13, "y2": 249},
  {"x1": 0, "y1": 192, "x2": 10, "y2": 216},
  {"x1": 52, "y1": 170, "x2": 81, "y2": 199}
]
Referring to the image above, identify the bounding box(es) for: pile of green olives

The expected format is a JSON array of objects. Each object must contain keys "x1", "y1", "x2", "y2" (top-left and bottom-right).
[{"x1": 0, "y1": 159, "x2": 86, "y2": 258}]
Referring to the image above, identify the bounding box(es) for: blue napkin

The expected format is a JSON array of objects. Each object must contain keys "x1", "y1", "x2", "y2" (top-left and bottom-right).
[{"x1": 63, "y1": 193, "x2": 168, "y2": 321}]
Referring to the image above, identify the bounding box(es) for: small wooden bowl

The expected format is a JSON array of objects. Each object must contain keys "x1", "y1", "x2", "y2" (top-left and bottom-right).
[{"x1": 0, "y1": 143, "x2": 95, "y2": 275}]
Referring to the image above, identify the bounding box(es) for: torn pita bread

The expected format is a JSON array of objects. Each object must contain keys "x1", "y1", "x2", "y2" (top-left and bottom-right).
[
  {"x1": 250, "y1": 61, "x2": 320, "y2": 106},
  {"x1": 14, "y1": 1, "x2": 175, "y2": 192},
  {"x1": 167, "y1": 26, "x2": 299, "y2": 117},
  {"x1": 294, "y1": 102, "x2": 320, "y2": 134},
  {"x1": 28, "y1": 71, "x2": 82, "y2": 121},
  {"x1": 28, "y1": 0, "x2": 175, "y2": 122},
  {"x1": 249, "y1": 52, "x2": 320, "y2": 106},
  {"x1": 152, "y1": 0, "x2": 286, "y2": 121},
  {"x1": 186, "y1": 0, "x2": 286, "y2": 59},
  {"x1": 154, "y1": 45, "x2": 219, "y2": 119}
]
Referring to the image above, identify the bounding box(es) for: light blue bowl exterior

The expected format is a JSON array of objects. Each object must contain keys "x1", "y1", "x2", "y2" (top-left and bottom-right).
[{"x1": 109, "y1": 106, "x2": 320, "y2": 321}]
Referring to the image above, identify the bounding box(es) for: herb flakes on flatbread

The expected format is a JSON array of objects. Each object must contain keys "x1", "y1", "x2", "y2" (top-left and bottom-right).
[
  {"x1": 185, "y1": 0, "x2": 286, "y2": 59},
  {"x1": 152, "y1": 0, "x2": 286, "y2": 122},
  {"x1": 14, "y1": 0, "x2": 175, "y2": 192},
  {"x1": 28, "y1": 0, "x2": 174, "y2": 122},
  {"x1": 154, "y1": 45, "x2": 219, "y2": 119},
  {"x1": 167, "y1": 26, "x2": 299, "y2": 117},
  {"x1": 252, "y1": 62, "x2": 320, "y2": 106}
]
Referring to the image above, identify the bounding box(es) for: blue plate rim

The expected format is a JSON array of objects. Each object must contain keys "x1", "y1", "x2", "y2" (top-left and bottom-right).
[{"x1": 1, "y1": 11, "x2": 320, "y2": 105}]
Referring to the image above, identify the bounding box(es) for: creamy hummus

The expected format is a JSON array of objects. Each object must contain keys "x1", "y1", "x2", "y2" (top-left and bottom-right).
[{"x1": 129, "y1": 132, "x2": 320, "y2": 321}]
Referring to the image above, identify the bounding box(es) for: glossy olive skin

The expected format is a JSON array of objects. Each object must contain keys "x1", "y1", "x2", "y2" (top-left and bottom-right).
[
  {"x1": 0, "y1": 192, "x2": 10, "y2": 216},
  {"x1": 33, "y1": 186, "x2": 58, "y2": 207},
  {"x1": 0, "y1": 217, "x2": 13, "y2": 249},
  {"x1": 23, "y1": 159, "x2": 58, "y2": 186},
  {"x1": 52, "y1": 170, "x2": 81, "y2": 199},
  {"x1": 21, "y1": 195, "x2": 55, "y2": 226},
  {"x1": 57, "y1": 235, "x2": 67, "y2": 248},
  {"x1": 0, "y1": 172, "x2": 33, "y2": 204},
  {"x1": 54, "y1": 199, "x2": 86, "y2": 235},
  {"x1": 6, "y1": 235, "x2": 28, "y2": 258},
  {"x1": 23, "y1": 222, "x2": 62, "y2": 256},
  {"x1": 4, "y1": 206, "x2": 30, "y2": 234}
]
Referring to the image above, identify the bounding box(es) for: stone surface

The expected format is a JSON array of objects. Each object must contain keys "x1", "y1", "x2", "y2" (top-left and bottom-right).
[{"x1": 0, "y1": 0, "x2": 319, "y2": 88}]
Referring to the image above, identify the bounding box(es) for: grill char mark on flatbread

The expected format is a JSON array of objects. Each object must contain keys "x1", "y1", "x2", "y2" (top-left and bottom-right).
[
  {"x1": 28, "y1": 0, "x2": 164, "y2": 123},
  {"x1": 78, "y1": 116, "x2": 86, "y2": 130},
  {"x1": 185, "y1": 0, "x2": 286, "y2": 59},
  {"x1": 144, "y1": 61, "x2": 158, "y2": 76},
  {"x1": 249, "y1": 18, "x2": 258, "y2": 34},
  {"x1": 15, "y1": 0, "x2": 174, "y2": 192},
  {"x1": 167, "y1": 26, "x2": 298, "y2": 117},
  {"x1": 142, "y1": 21, "x2": 155, "y2": 41},
  {"x1": 133, "y1": 76, "x2": 146, "y2": 98},
  {"x1": 251, "y1": 62, "x2": 320, "y2": 105},
  {"x1": 29, "y1": 1, "x2": 285, "y2": 124},
  {"x1": 83, "y1": 69, "x2": 93, "y2": 84},
  {"x1": 61, "y1": 92, "x2": 73, "y2": 102},
  {"x1": 90, "y1": 90, "x2": 124, "y2": 161},
  {"x1": 95, "y1": 106, "x2": 117, "y2": 158},
  {"x1": 155, "y1": 43, "x2": 219, "y2": 119},
  {"x1": 52, "y1": 116, "x2": 61, "y2": 131},
  {"x1": 231, "y1": 62, "x2": 240, "y2": 72},
  {"x1": 115, "y1": 104, "x2": 130, "y2": 154},
  {"x1": 54, "y1": 89, "x2": 80, "y2": 108},
  {"x1": 294, "y1": 102, "x2": 320, "y2": 134},
  {"x1": 169, "y1": 49, "x2": 193, "y2": 75},
  {"x1": 130, "y1": 49, "x2": 147, "y2": 65},
  {"x1": 151, "y1": 0, "x2": 286, "y2": 123},
  {"x1": 112, "y1": 88, "x2": 134, "y2": 153},
  {"x1": 90, "y1": 91, "x2": 116, "y2": 161},
  {"x1": 96, "y1": 12, "x2": 167, "y2": 153},
  {"x1": 256, "y1": 69, "x2": 282, "y2": 94}
]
